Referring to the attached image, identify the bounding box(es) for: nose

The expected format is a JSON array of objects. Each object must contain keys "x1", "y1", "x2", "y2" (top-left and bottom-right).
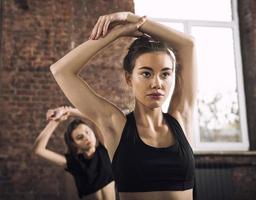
[
  {"x1": 151, "y1": 75, "x2": 162, "y2": 89},
  {"x1": 82, "y1": 135, "x2": 89, "y2": 142}
]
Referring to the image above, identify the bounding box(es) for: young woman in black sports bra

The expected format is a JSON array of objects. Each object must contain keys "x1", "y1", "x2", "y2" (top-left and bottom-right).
[
  {"x1": 50, "y1": 11, "x2": 197, "y2": 200},
  {"x1": 34, "y1": 106, "x2": 115, "y2": 200}
]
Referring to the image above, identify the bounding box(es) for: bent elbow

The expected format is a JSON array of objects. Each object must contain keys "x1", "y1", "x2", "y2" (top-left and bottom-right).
[
  {"x1": 50, "y1": 64, "x2": 76, "y2": 79},
  {"x1": 189, "y1": 36, "x2": 196, "y2": 47},
  {"x1": 33, "y1": 145, "x2": 40, "y2": 155},
  {"x1": 33, "y1": 143, "x2": 43, "y2": 156},
  {"x1": 50, "y1": 64, "x2": 60, "y2": 77},
  {"x1": 34, "y1": 148, "x2": 47, "y2": 159},
  {"x1": 186, "y1": 36, "x2": 195, "y2": 48},
  {"x1": 34, "y1": 148, "x2": 41, "y2": 156}
]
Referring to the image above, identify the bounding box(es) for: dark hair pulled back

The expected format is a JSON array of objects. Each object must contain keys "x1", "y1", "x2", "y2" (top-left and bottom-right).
[{"x1": 123, "y1": 35, "x2": 176, "y2": 73}]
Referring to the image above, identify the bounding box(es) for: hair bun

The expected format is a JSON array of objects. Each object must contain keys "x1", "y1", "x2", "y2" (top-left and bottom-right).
[{"x1": 123, "y1": 34, "x2": 175, "y2": 73}]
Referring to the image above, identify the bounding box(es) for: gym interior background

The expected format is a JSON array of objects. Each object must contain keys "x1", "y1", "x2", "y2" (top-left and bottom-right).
[{"x1": 0, "y1": 0, "x2": 256, "y2": 199}]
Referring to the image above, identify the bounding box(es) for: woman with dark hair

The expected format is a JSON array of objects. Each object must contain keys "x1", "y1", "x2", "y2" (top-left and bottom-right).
[
  {"x1": 34, "y1": 106, "x2": 115, "y2": 200},
  {"x1": 50, "y1": 11, "x2": 197, "y2": 200}
]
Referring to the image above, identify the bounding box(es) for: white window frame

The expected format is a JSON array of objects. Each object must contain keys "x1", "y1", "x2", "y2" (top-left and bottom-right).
[{"x1": 134, "y1": 0, "x2": 249, "y2": 151}]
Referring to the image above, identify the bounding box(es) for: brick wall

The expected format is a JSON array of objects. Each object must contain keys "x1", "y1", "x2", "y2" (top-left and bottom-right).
[
  {"x1": 0, "y1": 0, "x2": 133, "y2": 199},
  {"x1": 1, "y1": 0, "x2": 256, "y2": 200}
]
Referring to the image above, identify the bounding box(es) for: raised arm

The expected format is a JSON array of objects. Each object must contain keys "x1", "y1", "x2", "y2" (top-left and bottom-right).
[
  {"x1": 127, "y1": 13, "x2": 197, "y2": 144},
  {"x1": 33, "y1": 117, "x2": 67, "y2": 167},
  {"x1": 50, "y1": 16, "x2": 145, "y2": 146},
  {"x1": 50, "y1": 29, "x2": 125, "y2": 134}
]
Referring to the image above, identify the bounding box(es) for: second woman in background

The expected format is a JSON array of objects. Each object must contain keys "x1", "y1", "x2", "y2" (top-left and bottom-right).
[{"x1": 34, "y1": 106, "x2": 115, "y2": 200}]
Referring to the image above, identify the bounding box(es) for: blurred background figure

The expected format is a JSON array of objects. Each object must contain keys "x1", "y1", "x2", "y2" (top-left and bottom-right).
[{"x1": 34, "y1": 106, "x2": 115, "y2": 200}]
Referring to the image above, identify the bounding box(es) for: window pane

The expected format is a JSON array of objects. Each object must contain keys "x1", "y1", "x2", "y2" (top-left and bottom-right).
[
  {"x1": 191, "y1": 26, "x2": 241, "y2": 143},
  {"x1": 134, "y1": 0, "x2": 232, "y2": 22}
]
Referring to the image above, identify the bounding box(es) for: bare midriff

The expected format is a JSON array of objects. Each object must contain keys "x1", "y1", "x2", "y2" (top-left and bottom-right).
[
  {"x1": 82, "y1": 181, "x2": 116, "y2": 200},
  {"x1": 119, "y1": 189, "x2": 193, "y2": 200}
]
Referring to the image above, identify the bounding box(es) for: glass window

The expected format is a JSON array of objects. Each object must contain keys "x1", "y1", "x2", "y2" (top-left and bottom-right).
[
  {"x1": 192, "y1": 27, "x2": 240, "y2": 143},
  {"x1": 134, "y1": 0, "x2": 232, "y2": 21}
]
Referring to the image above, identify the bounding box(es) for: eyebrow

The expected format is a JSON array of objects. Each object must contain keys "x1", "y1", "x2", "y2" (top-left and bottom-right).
[{"x1": 138, "y1": 66, "x2": 173, "y2": 71}]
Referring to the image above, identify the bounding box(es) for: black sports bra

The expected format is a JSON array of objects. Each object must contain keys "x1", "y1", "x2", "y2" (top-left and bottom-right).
[{"x1": 112, "y1": 112, "x2": 195, "y2": 192}]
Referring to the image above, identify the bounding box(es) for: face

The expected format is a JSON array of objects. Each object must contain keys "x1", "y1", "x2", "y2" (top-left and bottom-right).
[
  {"x1": 71, "y1": 124, "x2": 97, "y2": 152},
  {"x1": 126, "y1": 52, "x2": 175, "y2": 109}
]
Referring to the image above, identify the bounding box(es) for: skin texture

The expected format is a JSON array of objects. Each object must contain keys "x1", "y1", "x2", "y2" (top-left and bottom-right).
[
  {"x1": 50, "y1": 11, "x2": 197, "y2": 200},
  {"x1": 33, "y1": 107, "x2": 115, "y2": 200}
]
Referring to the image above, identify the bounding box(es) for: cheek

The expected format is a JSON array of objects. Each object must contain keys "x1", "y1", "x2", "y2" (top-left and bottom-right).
[
  {"x1": 167, "y1": 78, "x2": 174, "y2": 87},
  {"x1": 131, "y1": 76, "x2": 149, "y2": 89},
  {"x1": 132, "y1": 81, "x2": 147, "y2": 96},
  {"x1": 89, "y1": 133, "x2": 96, "y2": 142},
  {"x1": 73, "y1": 140, "x2": 80, "y2": 147},
  {"x1": 166, "y1": 77, "x2": 175, "y2": 92}
]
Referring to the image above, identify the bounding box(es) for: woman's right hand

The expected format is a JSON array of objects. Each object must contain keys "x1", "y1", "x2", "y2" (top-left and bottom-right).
[
  {"x1": 46, "y1": 106, "x2": 72, "y2": 122},
  {"x1": 89, "y1": 12, "x2": 146, "y2": 40},
  {"x1": 89, "y1": 12, "x2": 130, "y2": 40}
]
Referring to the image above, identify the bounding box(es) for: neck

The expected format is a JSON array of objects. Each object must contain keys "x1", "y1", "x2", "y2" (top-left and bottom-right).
[
  {"x1": 82, "y1": 147, "x2": 96, "y2": 159},
  {"x1": 134, "y1": 101, "x2": 164, "y2": 128}
]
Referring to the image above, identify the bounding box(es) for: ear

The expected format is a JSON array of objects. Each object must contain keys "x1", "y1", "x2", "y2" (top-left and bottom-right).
[{"x1": 125, "y1": 72, "x2": 132, "y2": 87}]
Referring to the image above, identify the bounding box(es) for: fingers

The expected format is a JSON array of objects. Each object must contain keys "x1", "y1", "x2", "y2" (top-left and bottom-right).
[
  {"x1": 46, "y1": 106, "x2": 70, "y2": 121},
  {"x1": 90, "y1": 15, "x2": 112, "y2": 40},
  {"x1": 136, "y1": 15, "x2": 147, "y2": 29},
  {"x1": 133, "y1": 30, "x2": 144, "y2": 38},
  {"x1": 90, "y1": 13, "x2": 128, "y2": 40},
  {"x1": 103, "y1": 20, "x2": 111, "y2": 36},
  {"x1": 58, "y1": 112, "x2": 69, "y2": 122},
  {"x1": 96, "y1": 16, "x2": 107, "y2": 39},
  {"x1": 90, "y1": 17, "x2": 102, "y2": 40},
  {"x1": 118, "y1": 15, "x2": 146, "y2": 38}
]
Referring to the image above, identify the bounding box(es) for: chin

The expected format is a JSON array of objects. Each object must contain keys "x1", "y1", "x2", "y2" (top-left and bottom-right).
[
  {"x1": 136, "y1": 98, "x2": 164, "y2": 109},
  {"x1": 146, "y1": 102, "x2": 163, "y2": 109}
]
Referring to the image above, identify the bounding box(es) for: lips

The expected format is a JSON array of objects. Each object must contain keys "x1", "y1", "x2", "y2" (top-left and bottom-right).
[
  {"x1": 147, "y1": 92, "x2": 164, "y2": 100},
  {"x1": 85, "y1": 141, "x2": 91, "y2": 146},
  {"x1": 147, "y1": 92, "x2": 164, "y2": 97}
]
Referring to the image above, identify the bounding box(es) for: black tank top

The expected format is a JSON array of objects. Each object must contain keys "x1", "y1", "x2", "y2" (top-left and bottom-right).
[
  {"x1": 65, "y1": 143, "x2": 113, "y2": 198},
  {"x1": 112, "y1": 112, "x2": 195, "y2": 192}
]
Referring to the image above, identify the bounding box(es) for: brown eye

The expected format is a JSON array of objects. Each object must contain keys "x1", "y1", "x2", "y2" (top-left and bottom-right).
[
  {"x1": 161, "y1": 72, "x2": 170, "y2": 79},
  {"x1": 76, "y1": 134, "x2": 84, "y2": 140},
  {"x1": 142, "y1": 71, "x2": 151, "y2": 78}
]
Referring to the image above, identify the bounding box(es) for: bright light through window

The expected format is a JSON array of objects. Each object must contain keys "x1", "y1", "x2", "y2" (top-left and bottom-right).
[
  {"x1": 134, "y1": 0, "x2": 232, "y2": 21},
  {"x1": 192, "y1": 27, "x2": 240, "y2": 142}
]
